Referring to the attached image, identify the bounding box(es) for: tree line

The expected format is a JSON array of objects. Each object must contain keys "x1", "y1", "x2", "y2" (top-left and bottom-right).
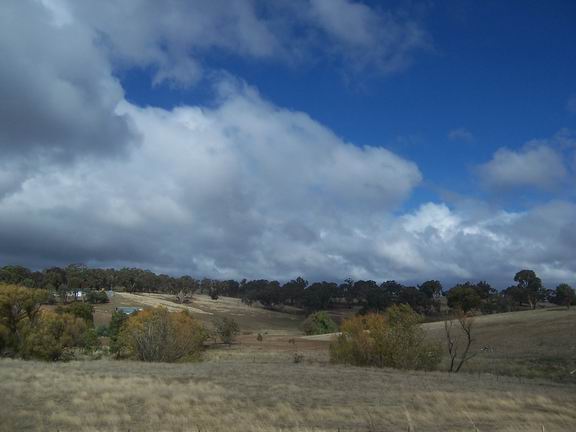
[{"x1": 1, "y1": 264, "x2": 574, "y2": 313}]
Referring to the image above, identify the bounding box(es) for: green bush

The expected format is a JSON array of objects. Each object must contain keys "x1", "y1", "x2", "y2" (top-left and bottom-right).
[
  {"x1": 0, "y1": 284, "x2": 48, "y2": 353},
  {"x1": 82, "y1": 328, "x2": 100, "y2": 352},
  {"x1": 86, "y1": 290, "x2": 109, "y2": 304},
  {"x1": 108, "y1": 311, "x2": 129, "y2": 356},
  {"x1": 301, "y1": 311, "x2": 338, "y2": 335},
  {"x1": 96, "y1": 325, "x2": 109, "y2": 337},
  {"x1": 214, "y1": 317, "x2": 240, "y2": 345},
  {"x1": 56, "y1": 302, "x2": 94, "y2": 325},
  {"x1": 330, "y1": 304, "x2": 442, "y2": 371}
]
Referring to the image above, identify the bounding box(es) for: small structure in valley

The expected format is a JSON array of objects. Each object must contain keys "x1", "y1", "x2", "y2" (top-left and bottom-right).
[{"x1": 115, "y1": 307, "x2": 142, "y2": 315}]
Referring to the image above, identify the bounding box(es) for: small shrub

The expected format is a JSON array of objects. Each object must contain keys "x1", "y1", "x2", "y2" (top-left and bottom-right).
[
  {"x1": 330, "y1": 304, "x2": 442, "y2": 371},
  {"x1": 96, "y1": 325, "x2": 109, "y2": 337},
  {"x1": 118, "y1": 307, "x2": 208, "y2": 362},
  {"x1": 302, "y1": 311, "x2": 338, "y2": 335},
  {"x1": 214, "y1": 317, "x2": 240, "y2": 345},
  {"x1": 293, "y1": 352, "x2": 304, "y2": 363}
]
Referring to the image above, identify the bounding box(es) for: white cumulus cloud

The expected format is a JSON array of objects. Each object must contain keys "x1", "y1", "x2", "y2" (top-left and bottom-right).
[{"x1": 477, "y1": 144, "x2": 568, "y2": 191}]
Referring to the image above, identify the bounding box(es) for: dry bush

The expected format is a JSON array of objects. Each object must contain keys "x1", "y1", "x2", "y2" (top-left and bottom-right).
[
  {"x1": 444, "y1": 312, "x2": 477, "y2": 372},
  {"x1": 175, "y1": 289, "x2": 192, "y2": 304},
  {"x1": 118, "y1": 307, "x2": 208, "y2": 362},
  {"x1": 330, "y1": 304, "x2": 442, "y2": 370},
  {"x1": 19, "y1": 311, "x2": 89, "y2": 361}
]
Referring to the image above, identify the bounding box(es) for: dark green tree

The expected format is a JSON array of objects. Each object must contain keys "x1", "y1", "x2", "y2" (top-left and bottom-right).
[
  {"x1": 551, "y1": 283, "x2": 575, "y2": 309},
  {"x1": 446, "y1": 283, "x2": 482, "y2": 312},
  {"x1": 418, "y1": 280, "x2": 444, "y2": 313},
  {"x1": 514, "y1": 270, "x2": 545, "y2": 309},
  {"x1": 282, "y1": 277, "x2": 308, "y2": 305}
]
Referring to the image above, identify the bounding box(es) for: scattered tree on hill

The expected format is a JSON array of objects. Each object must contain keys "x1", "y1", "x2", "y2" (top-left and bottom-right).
[
  {"x1": 418, "y1": 280, "x2": 443, "y2": 313},
  {"x1": 503, "y1": 285, "x2": 525, "y2": 309},
  {"x1": 444, "y1": 312, "x2": 477, "y2": 372},
  {"x1": 474, "y1": 281, "x2": 496, "y2": 300},
  {"x1": 213, "y1": 317, "x2": 240, "y2": 345},
  {"x1": 446, "y1": 283, "x2": 482, "y2": 312},
  {"x1": 550, "y1": 284, "x2": 575, "y2": 309},
  {"x1": 514, "y1": 270, "x2": 545, "y2": 309}
]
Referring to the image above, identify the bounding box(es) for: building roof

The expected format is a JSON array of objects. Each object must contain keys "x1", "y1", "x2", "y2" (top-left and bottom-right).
[{"x1": 115, "y1": 307, "x2": 142, "y2": 315}]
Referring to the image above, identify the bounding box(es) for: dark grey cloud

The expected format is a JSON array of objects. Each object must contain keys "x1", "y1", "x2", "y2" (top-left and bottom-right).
[{"x1": 0, "y1": 0, "x2": 135, "y2": 164}]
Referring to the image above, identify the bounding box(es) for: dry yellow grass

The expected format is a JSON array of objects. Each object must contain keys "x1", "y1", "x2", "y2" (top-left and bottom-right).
[
  {"x1": 300, "y1": 307, "x2": 576, "y2": 382},
  {"x1": 1, "y1": 356, "x2": 575, "y2": 432},
  {"x1": 116, "y1": 292, "x2": 212, "y2": 315},
  {"x1": 423, "y1": 307, "x2": 576, "y2": 381}
]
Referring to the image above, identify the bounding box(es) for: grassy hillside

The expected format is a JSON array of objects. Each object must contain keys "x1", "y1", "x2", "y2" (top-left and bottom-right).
[
  {"x1": 96, "y1": 292, "x2": 304, "y2": 334},
  {"x1": 3, "y1": 298, "x2": 576, "y2": 431},
  {"x1": 1, "y1": 357, "x2": 575, "y2": 432},
  {"x1": 424, "y1": 307, "x2": 576, "y2": 382},
  {"x1": 302, "y1": 307, "x2": 576, "y2": 382},
  {"x1": 99, "y1": 293, "x2": 576, "y2": 382}
]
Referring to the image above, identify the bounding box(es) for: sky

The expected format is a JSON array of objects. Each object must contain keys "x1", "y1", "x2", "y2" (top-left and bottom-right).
[{"x1": 1, "y1": 0, "x2": 575, "y2": 288}]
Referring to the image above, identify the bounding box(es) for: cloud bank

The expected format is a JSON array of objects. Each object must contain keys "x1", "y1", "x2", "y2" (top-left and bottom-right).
[{"x1": 0, "y1": 0, "x2": 574, "y2": 287}]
